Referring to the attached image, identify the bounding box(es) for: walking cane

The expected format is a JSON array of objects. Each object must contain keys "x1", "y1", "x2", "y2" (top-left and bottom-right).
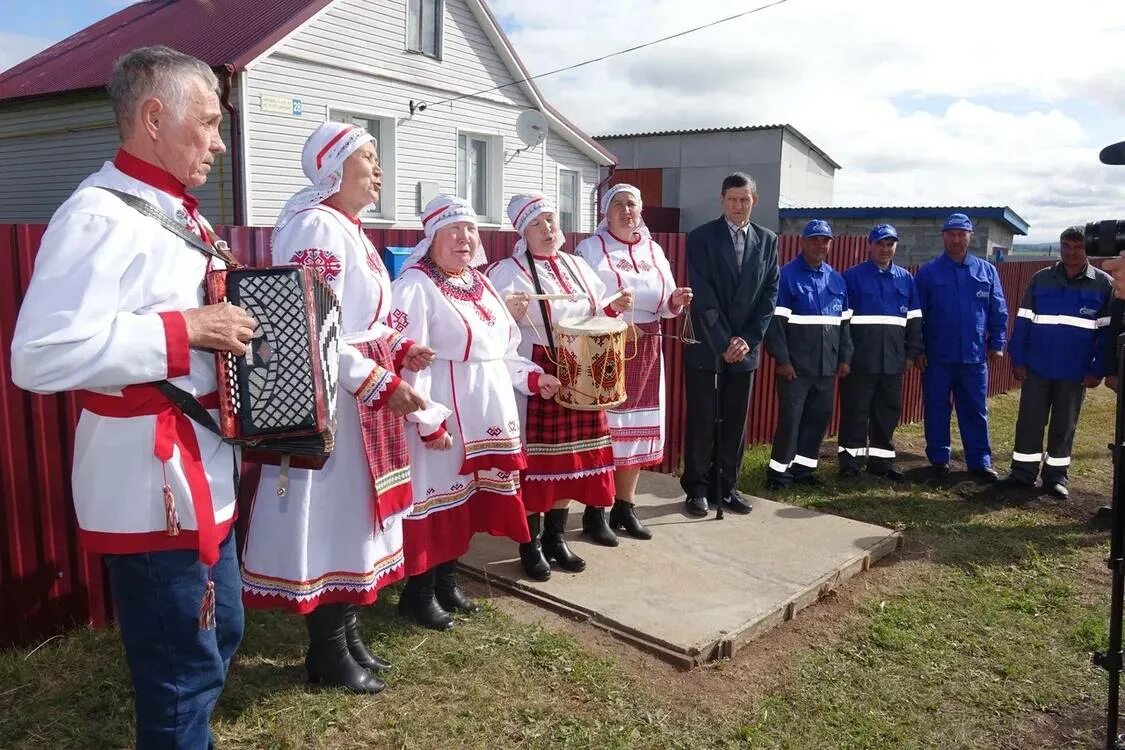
[{"x1": 713, "y1": 348, "x2": 725, "y2": 521}]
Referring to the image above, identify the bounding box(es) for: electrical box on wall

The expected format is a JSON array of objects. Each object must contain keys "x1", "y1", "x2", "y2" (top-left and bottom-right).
[{"x1": 417, "y1": 181, "x2": 440, "y2": 213}]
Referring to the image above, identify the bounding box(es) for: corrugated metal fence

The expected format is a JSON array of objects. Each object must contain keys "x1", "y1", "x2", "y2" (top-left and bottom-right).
[{"x1": 0, "y1": 223, "x2": 1051, "y2": 646}]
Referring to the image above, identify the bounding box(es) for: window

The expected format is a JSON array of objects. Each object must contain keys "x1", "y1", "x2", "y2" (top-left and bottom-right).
[
  {"x1": 407, "y1": 0, "x2": 442, "y2": 58},
  {"x1": 456, "y1": 132, "x2": 501, "y2": 222},
  {"x1": 330, "y1": 110, "x2": 396, "y2": 222},
  {"x1": 558, "y1": 169, "x2": 580, "y2": 233}
]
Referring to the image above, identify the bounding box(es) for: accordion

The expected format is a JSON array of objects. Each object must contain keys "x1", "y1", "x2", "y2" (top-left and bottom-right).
[{"x1": 205, "y1": 266, "x2": 342, "y2": 470}]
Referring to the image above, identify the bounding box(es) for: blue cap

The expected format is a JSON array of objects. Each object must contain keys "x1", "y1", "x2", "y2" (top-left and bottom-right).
[
  {"x1": 942, "y1": 213, "x2": 973, "y2": 232},
  {"x1": 801, "y1": 219, "x2": 833, "y2": 239},
  {"x1": 868, "y1": 224, "x2": 898, "y2": 243}
]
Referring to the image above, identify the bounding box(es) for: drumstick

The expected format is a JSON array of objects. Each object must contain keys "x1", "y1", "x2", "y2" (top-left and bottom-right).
[
  {"x1": 602, "y1": 290, "x2": 625, "y2": 308},
  {"x1": 520, "y1": 293, "x2": 584, "y2": 301}
]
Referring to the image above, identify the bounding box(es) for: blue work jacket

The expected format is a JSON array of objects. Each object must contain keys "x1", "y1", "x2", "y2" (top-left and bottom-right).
[
  {"x1": 765, "y1": 256, "x2": 853, "y2": 377},
  {"x1": 842, "y1": 260, "x2": 924, "y2": 375},
  {"x1": 915, "y1": 253, "x2": 1008, "y2": 364},
  {"x1": 1009, "y1": 262, "x2": 1112, "y2": 381}
]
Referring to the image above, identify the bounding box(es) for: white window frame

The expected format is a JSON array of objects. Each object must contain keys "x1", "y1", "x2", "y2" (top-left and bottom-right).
[
  {"x1": 556, "y1": 167, "x2": 581, "y2": 234},
  {"x1": 455, "y1": 130, "x2": 503, "y2": 225},
  {"x1": 405, "y1": 0, "x2": 443, "y2": 60},
  {"x1": 328, "y1": 108, "x2": 397, "y2": 224}
]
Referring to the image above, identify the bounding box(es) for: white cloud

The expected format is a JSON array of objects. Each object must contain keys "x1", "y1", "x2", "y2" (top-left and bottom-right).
[
  {"x1": 0, "y1": 31, "x2": 53, "y2": 73},
  {"x1": 495, "y1": 0, "x2": 1125, "y2": 242}
]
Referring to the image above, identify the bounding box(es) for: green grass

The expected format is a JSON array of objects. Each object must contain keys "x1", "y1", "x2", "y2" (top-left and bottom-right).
[{"x1": 1, "y1": 388, "x2": 1118, "y2": 749}]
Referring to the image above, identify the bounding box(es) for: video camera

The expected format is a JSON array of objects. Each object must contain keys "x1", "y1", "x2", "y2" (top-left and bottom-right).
[{"x1": 1089, "y1": 140, "x2": 1125, "y2": 257}]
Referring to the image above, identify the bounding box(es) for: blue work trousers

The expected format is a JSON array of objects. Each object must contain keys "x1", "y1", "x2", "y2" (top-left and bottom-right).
[
  {"x1": 922, "y1": 361, "x2": 992, "y2": 469},
  {"x1": 104, "y1": 529, "x2": 244, "y2": 750}
]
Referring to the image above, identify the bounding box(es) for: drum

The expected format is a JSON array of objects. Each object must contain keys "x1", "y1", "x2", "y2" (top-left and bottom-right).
[{"x1": 553, "y1": 315, "x2": 629, "y2": 411}]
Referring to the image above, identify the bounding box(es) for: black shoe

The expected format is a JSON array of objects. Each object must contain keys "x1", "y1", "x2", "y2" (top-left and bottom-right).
[
  {"x1": 343, "y1": 605, "x2": 391, "y2": 672},
  {"x1": 684, "y1": 496, "x2": 709, "y2": 517},
  {"x1": 997, "y1": 475, "x2": 1034, "y2": 490},
  {"x1": 792, "y1": 473, "x2": 823, "y2": 487},
  {"x1": 542, "y1": 508, "x2": 586, "y2": 572},
  {"x1": 971, "y1": 467, "x2": 1000, "y2": 483},
  {"x1": 1046, "y1": 482, "x2": 1069, "y2": 500},
  {"x1": 519, "y1": 513, "x2": 551, "y2": 581},
  {"x1": 398, "y1": 570, "x2": 454, "y2": 631},
  {"x1": 609, "y1": 498, "x2": 652, "y2": 540},
  {"x1": 869, "y1": 465, "x2": 906, "y2": 482},
  {"x1": 765, "y1": 477, "x2": 791, "y2": 491},
  {"x1": 722, "y1": 490, "x2": 753, "y2": 515},
  {"x1": 435, "y1": 560, "x2": 481, "y2": 614},
  {"x1": 581, "y1": 506, "x2": 619, "y2": 547},
  {"x1": 839, "y1": 465, "x2": 860, "y2": 478},
  {"x1": 932, "y1": 463, "x2": 951, "y2": 478},
  {"x1": 305, "y1": 604, "x2": 386, "y2": 693}
]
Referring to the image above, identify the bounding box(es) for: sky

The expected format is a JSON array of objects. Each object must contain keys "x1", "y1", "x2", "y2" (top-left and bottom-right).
[{"x1": 3, "y1": 0, "x2": 1125, "y2": 243}]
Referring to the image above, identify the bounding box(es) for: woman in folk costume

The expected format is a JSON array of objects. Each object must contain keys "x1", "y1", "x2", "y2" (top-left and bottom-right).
[
  {"x1": 390, "y1": 195, "x2": 562, "y2": 629},
  {"x1": 486, "y1": 193, "x2": 634, "y2": 580},
  {"x1": 576, "y1": 184, "x2": 693, "y2": 539},
  {"x1": 240, "y1": 122, "x2": 439, "y2": 694}
]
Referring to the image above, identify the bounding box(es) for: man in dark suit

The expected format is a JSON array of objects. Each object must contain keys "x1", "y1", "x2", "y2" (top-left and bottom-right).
[{"x1": 681, "y1": 172, "x2": 780, "y2": 516}]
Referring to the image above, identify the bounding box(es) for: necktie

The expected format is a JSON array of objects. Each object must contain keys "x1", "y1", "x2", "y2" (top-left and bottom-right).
[{"x1": 734, "y1": 227, "x2": 746, "y2": 267}]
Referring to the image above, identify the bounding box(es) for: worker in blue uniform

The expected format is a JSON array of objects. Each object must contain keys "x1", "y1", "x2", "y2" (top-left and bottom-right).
[
  {"x1": 838, "y1": 224, "x2": 923, "y2": 481},
  {"x1": 1000, "y1": 226, "x2": 1111, "y2": 498},
  {"x1": 764, "y1": 219, "x2": 853, "y2": 489},
  {"x1": 914, "y1": 213, "x2": 1008, "y2": 481}
]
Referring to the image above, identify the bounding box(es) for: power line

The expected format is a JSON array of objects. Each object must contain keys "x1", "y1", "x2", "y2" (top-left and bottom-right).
[{"x1": 409, "y1": 0, "x2": 793, "y2": 114}]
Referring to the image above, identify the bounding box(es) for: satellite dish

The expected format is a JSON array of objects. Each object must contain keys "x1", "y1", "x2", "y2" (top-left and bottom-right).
[{"x1": 516, "y1": 110, "x2": 548, "y2": 149}]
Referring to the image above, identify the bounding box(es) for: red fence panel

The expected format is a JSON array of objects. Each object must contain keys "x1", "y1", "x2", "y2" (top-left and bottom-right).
[
  {"x1": 0, "y1": 221, "x2": 1061, "y2": 645},
  {"x1": 0, "y1": 224, "x2": 112, "y2": 648}
]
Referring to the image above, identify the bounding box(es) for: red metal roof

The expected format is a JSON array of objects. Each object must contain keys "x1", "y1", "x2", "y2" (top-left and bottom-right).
[{"x1": 0, "y1": 0, "x2": 334, "y2": 102}]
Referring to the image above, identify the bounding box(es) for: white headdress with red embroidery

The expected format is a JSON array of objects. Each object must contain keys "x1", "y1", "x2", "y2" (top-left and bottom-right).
[
  {"x1": 506, "y1": 192, "x2": 563, "y2": 257},
  {"x1": 403, "y1": 194, "x2": 485, "y2": 270},
  {"x1": 275, "y1": 121, "x2": 375, "y2": 232},
  {"x1": 597, "y1": 182, "x2": 650, "y2": 241}
]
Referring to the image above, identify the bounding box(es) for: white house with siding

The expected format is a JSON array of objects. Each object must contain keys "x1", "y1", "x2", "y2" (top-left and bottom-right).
[{"x1": 0, "y1": 0, "x2": 614, "y2": 231}]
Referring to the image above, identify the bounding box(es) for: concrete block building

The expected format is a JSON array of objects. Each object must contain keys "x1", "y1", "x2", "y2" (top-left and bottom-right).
[
  {"x1": 594, "y1": 125, "x2": 839, "y2": 234},
  {"x1": 779, "y1": 206, "x2": 1030, "y2": 264}
]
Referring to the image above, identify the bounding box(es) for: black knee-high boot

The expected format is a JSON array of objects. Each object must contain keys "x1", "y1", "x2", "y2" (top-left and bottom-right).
[
  {"x1": 343, "y1": 605, "x2": 391, "y2": 672},
  {"x1": 397, "y1": 568, "x2": 454, "y2": 631},
  {"x1": 581, "y1": 505, "x2": 619, "y2": 547},
  {"x1": 609, "y1": 497, "x2": 652, "y2": 540},
  {"x1": 542, "y1": 507, "x2": 586, "y2": 572},
  {"x1": 305, "y1": 603, "x2": 385, "y2": 693},
  {"x1": 519, "y1": 513, "x2": 551, "y2": 581},
  {"x1": 435, "y1": 559, "x2": 480, "y2": 614}
]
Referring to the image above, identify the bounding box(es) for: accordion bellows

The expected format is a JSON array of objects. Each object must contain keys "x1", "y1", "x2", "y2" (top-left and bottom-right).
[{"x1": 205, "y1": 266, "x2": 342, "y2": 468}]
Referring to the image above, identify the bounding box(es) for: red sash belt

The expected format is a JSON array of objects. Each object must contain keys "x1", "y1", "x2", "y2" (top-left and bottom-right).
[{"x1": 79, "y1": 384, "x2": 223, "y2": 566}]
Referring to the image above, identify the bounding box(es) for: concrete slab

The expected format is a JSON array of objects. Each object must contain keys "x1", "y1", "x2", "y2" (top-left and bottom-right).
[{"x1": 460, "y1": 471, "x2": 900, "y2": 667}]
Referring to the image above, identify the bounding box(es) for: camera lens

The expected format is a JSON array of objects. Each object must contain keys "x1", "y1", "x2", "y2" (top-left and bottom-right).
[{"x1": 1084, "y1": 220, "x2": 1125, "y2": 257}]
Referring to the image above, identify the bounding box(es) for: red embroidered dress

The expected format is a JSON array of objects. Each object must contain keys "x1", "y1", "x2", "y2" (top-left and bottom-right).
[{"x1": 390, "y1": 258, "x2": 544, "y2": 574}]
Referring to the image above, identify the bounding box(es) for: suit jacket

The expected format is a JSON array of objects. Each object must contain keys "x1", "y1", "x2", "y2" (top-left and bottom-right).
[{"x1": 683, "y1": 216, "x2": 780, "y2": 372}]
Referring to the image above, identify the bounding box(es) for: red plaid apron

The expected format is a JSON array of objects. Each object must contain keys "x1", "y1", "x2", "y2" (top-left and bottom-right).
[
  {"x1": 354, "y1": 338, "x2": 412, "y2": 528},
  {"x1": 522, "y1": 345, "x2": 614, "y2": 511},
  {"x1": 620, "y1": 321, "x2": 661, "y2": 411}
]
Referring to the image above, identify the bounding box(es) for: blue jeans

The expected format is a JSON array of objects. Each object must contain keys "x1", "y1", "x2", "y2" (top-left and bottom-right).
[
  {"x1": 104, "y1": 529, "x2": 244, "y2": 750},
  {"x1": 922, "y1": 361, "x2": 992, "y2": 469}
]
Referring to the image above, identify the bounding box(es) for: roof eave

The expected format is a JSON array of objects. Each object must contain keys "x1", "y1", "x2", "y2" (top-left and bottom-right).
[{"x1": 781, "y1": 124, "x2": 842, "y2": 170}]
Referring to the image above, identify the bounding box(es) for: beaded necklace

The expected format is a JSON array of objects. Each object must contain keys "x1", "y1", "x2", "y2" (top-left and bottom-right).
[{"x1": 421, "y1": 255, "x2": 495, "y2": 325}]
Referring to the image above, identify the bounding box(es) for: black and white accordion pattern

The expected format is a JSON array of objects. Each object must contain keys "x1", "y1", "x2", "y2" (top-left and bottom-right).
[{"x1": 205, "y1": 266, "x2": 342, "y2": 467}]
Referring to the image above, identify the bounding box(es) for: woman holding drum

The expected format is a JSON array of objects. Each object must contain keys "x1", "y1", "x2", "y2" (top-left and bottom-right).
[
  {"x1": 576, "y1": 184, "x2": 693, "y2": 540},
  {"x1": 390, "y1": 195, "x2": 562, "y2": 629},
  {"x1": 487, "y1": 193, "x2": 634, "y2": 580}
]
